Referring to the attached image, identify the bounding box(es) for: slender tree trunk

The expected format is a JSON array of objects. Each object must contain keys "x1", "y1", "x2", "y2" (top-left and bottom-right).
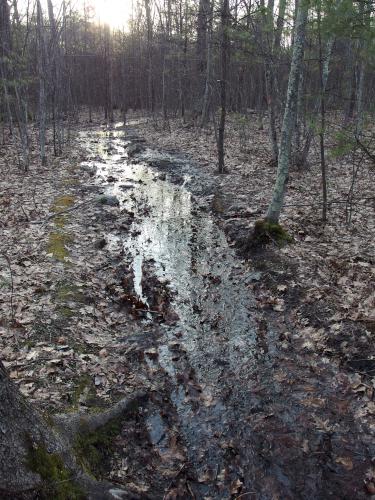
[
  {"x1": 37, "y1": 0, "x2": 47, "y2": 166},
  {"x1": 200, "y1": 0, "x2": 213, "y2": 127},
  {"x1": 144, "y1": 0, "x2": 154, "y2": 114},
  {"x1": 47, "y1": 0, "x2": 64, "y2": 156},
  {"x1": 217, "y1": 0, "x2": 229, "y2": 174},
  {"x1": 355, "y1": 1, "x2": 366, "y2": 138},
  {"x1": 266, "y1": 0, "x2": 309, "y2": 223},
  {"x1": 318, "y1": 5, "x2": 327, "y2": 222}
]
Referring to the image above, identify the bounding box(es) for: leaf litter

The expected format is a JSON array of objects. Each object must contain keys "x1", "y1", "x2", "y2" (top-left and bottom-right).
[{"x1": 0, "y1": 115, "x2": 374, "y2": 498}]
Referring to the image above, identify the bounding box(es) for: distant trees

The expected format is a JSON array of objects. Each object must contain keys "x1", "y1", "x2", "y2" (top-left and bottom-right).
[{"x1": 1, "y1": 0, "x2": 375, "y2": 218}]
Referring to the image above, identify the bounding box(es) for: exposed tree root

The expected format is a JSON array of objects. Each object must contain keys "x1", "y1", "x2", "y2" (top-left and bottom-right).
[
  {"x1": 53, "y1": 391, "x2": 148, "y2": 441},
  {"x1": 0, "y1": 361, "x2": 148, "y2": 499}
]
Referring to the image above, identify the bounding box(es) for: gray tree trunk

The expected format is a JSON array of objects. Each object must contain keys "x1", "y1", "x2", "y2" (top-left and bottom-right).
[
  {"x1": 217, "y1": 0, "x2": 230, "y2": 173},
  {"x1": 200, "y1": 0, "x2": 213, "y2": 127},
  {"x1": 0, "y1": 360, "x2": 145, "y2": 498},
  {"x1": 266, "y1": 0, "x2": 309, "y2": 223},
  {"x1": 37, "y1": 0, "x2": 47, "y2": 166}
]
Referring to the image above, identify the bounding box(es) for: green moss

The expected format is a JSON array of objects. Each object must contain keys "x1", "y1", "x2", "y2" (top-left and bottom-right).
[
  {"x1": 50, "y1": 195, "x2": 75, "y2": 229},
  {"x1": 253, "y1": 219, "x2": 293, "y2": 245},
  {"x1": 55, "y1": 282, "x2": 84, "y2": 303},
  {"x1": 57, "y1": 306, "x2": 74, "y2": 318},
  {"x1": 62, "y1": 178, "x2": 78, "y2": 187},
  {"x1": 69, "y1": 374, "x2": 105, "y2": 411},
  {"x1": 47, "y1": 232, "x2": 72, "y2": 261},
  {"x1": 52, "y1": 195, "x2": 75, "y2": 212},
  {"x1": 27, "y1": 442, "x2": 84, "y2": 499},
  {"x1": 73, "y1": 417, "x2": 123, "y2": 478},
  {"x1": 70, "y1": 375, "x2": 93, "y2": 409},
  {"x1": 54, "y1": 214, "x2": 68, "y2": 229}
]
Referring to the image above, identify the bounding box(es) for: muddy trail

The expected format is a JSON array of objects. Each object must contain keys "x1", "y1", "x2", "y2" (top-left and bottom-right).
[{"x1": 78, "y1": 124, "x2": 373, "y2": 499}]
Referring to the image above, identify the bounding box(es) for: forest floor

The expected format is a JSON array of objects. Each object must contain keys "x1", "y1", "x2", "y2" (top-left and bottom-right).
[{"x1": 0, "y1": 113, "x2": 374, "y2": 499}]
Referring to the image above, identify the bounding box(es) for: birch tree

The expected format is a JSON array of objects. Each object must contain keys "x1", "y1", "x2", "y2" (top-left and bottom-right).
[
  {"x1": 217, "y1": 0, "x2": 230, "y2": 174},
  {"x1": 266, "y1": 0, "x2": 310, "y2": 224}
]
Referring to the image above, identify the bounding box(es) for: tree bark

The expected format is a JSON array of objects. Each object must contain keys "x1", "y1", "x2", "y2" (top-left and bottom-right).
[
  {"x1": 36, "y1": 0, "x2": 47, "y2": 166},
  {"x1": 266, "y1": 0, "x2": 309, "y2": 223},
  {"x1": 217, "y1": 0, "x2": 230, "y2": 174},
  {"x1": 0, "y1": 359, "x2": 146, "y2": 499},
  {"x1": 200, "y1": 0, "x2": 213, "y2": 127}
]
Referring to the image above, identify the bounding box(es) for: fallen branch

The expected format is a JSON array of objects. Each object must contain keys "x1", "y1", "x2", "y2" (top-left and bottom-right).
[{"x1": 355, "y1": 137, "x2": 375, "y2": 163}]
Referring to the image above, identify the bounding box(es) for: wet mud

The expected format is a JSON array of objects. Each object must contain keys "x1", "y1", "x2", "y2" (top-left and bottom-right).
[{"x1": 78, "y1": 124, "x2": 374, "y2": 499}]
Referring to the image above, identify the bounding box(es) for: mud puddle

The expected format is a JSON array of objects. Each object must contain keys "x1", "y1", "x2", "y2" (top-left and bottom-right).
[{"x1": 79, "y1": 124, "x2": 373, "y2": 499}]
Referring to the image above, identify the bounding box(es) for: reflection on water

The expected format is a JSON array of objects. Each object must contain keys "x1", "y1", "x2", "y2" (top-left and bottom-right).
[
  {"x1": 80, "y1": 126, "x2": 258, "y2": 497},
  {"x1": 81, "y1": 127, "x2": 256, "y2": 379}
]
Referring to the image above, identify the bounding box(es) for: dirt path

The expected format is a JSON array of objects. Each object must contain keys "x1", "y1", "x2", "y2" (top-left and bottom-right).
[
  {"x1": 78, "y1": 124, "x2": 374, "y2": 499},
  {"x1": 1, "y1": 121, "x2": 374, "y2": 499}
]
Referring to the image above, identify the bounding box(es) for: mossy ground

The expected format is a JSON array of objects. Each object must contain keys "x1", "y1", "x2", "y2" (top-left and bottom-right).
[
  {"x1": 52, "y1": 195, "x2": 75, "y2": 228},
  {"x1": 54, "y1": 282, "x2": 85, "y2": 303},
  {"x1": 70, "y1": 374, "x2": 99, "y2": 410},
  {"x1": 253, "y1": 219, "x2": 293, "y2": 245},
  {"x1": 73, "y1": 417, "x2": 123, "y2": 478},
  {"x1": 47, "y1": 232, "x2": 73, "y2": 261},
  {"x1": 52, "y1": 195, "x2": 76, "y2": 212},
  {"x1": 27, "y1": 442, "x2": 84, "y2": 499},
  {"x1": 47, "y1": 195, "x2": 76, "y2": 258}
]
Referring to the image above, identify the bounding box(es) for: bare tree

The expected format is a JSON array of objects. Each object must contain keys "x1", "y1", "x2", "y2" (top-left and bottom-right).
[{"x1": 266, "y1": 0, "x2": 310, "y2": 224}]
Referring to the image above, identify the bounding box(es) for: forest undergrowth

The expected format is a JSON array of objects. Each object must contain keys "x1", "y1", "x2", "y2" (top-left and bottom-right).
[
  {"x1": 137, "y1": 113, "x2": 375, "y2": 367},
  {"x1": 1, "y1": 113, "x2": 375, "y2": 496}
]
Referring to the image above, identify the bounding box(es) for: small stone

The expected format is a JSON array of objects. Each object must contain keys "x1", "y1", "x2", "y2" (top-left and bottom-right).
[
  {"x1": 96, "y1": 194, "x2": 119, "y2": 206},
  {"x1": 95, "y1": 238, "x2": 107, "y2": 249}
]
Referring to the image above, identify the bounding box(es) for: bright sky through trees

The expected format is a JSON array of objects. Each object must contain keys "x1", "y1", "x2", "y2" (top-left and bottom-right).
[
  {"x1": 18, "y1": 0, "x2": 133, "y2": 29},
  {"x1": 88, "y1": 0, "x2": 133, "y2": 28}
]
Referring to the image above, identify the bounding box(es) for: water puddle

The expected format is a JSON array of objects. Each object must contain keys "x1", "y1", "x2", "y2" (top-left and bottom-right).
[{"x1": 79, "y1": 125, "x2": 263, "y2": 497}]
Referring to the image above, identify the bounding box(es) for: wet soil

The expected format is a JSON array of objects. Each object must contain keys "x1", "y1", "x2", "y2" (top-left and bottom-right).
[{"x1": 77, "y1": 123, "x2": 374, "y2": 499}]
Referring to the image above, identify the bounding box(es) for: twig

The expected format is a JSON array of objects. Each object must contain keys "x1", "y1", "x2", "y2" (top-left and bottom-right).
[
  {"x1": 162, "y1": 464, "x2": 186, "y2": 500},
  {"x1": 355, "y1": 136, "x2": 375, "y2": 163},
  {"x1": 235, "y1": 492, "x2": 256, "y2": 499},
  {"x1": 186, "y1": 481, "x2": 196, "y2": 499},
  {"x1": 136, "y1": 308, "x2": 161, "y2": 314},
  {"x1": 20, "y1": 204, "x2": 30, "y2": 221}
]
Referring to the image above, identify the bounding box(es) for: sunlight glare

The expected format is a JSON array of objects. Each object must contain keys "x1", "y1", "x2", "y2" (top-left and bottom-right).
[{"x1": 91, "y1": 0, "x2": 133, "y2": 29}]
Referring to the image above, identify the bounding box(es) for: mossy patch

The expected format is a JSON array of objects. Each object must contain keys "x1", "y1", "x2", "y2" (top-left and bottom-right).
[
  {"x1": 47, "y1": 232, "x2": 72, "y2": 261},
  {"x1": 52, "y1": 195, "x2": 75, "y2": 212},
  {"x1": 55, "y1": 282, "x2": 85, "y2": 303},
  {"x1": 253, "y1": 219, "x2": 293, "y2": 245},
  {"x1": 69, "y1": 374, "x2": 105, "y2": 411},
  {"x1": 27, "y1": 442, "x2": 84, "y2": 499},
  {"x1": 73, "y1": 417, "x2": 123, "y2": 478},
  {"x1": 57, "y1": 305, "x2": 74, "y2": 318},
  {"x1": 51, "y1": 195, "x2": 76, "y2": 228}
]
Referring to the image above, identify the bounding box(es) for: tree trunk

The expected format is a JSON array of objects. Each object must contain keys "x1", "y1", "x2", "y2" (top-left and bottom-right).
[
  {"x1": 144, "y1": 0, "x2": 154, "y2": 114},
  {"x1": 266, "y1": 0, "x2": 309, "y2": 223},
  {"x1": 318, "y1": 4, "x2": 327, "y2": 222},
  {"x1": 200, "y1": 0, "x2": 213, "y2": 127},
  {"x1": 217, "y1": 0, "x2": 229, "y2": 174},
  {"x1": 0, "y1": 360, "x2": 146, "y2": 499},
  {"x1": 37, "y1": 0, "x2": 47, "y2": 166}
]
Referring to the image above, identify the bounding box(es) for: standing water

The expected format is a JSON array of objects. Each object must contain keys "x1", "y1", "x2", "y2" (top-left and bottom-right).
[{"x1": 79, "y1": 124, "x2": 344, "y2": 500}]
